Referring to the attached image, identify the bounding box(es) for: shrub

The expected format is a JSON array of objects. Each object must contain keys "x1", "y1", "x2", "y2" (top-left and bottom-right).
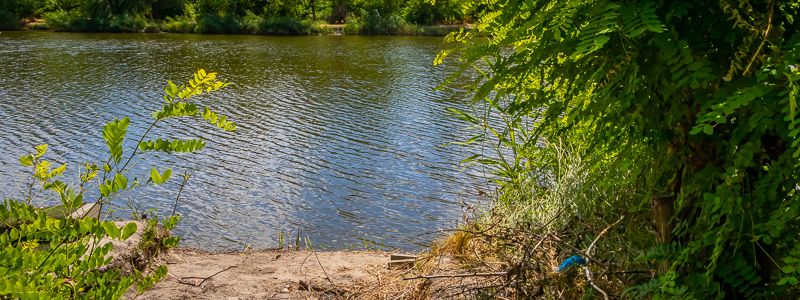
[
  {"x1": 359, "y1": 9, "x2": 418, "y2": 35},
  {"x1": 162, "y1": 15, "x2": 196, "y2": 33},
  {"x1": 42, "y1": 10, "x2": 79, "y2": 31},
  {"x1": 43, "y1": 10, "x2": 148, "y2": 32},
  {"x1": 260, "y1": 15, "x2": 309, "y2": 35},
  {"x1": 239, "y1": 10, "x2": 261, "y2": 34},
  {"x1": 342, "y1": 15, "x2": 361, "y2": 35},
  {"x1": 0, "y1": 70, "x2": 236, "y2": 298},
  {"x1": 0, "y1": 9, "x2": 18, "y2": 30},
  {"x1": 105, "y1": 14, "x2": 148, "y2": 32},
  {"x1": 195, "y1": 13, "x2": 240, "y2": 33}
]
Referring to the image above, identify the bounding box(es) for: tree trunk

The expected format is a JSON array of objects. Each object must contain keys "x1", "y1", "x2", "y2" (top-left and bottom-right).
[
  {"x1": 652, "y1": 194, "x2": 674, "y2": 244},
  {"x1": 311, "y1": 0, "x2": 316, "y2": 21}
]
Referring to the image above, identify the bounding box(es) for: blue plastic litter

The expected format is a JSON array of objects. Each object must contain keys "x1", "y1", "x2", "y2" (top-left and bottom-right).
[{"x1": 556, "y1": 255, "x2": 587, "y2": 272}]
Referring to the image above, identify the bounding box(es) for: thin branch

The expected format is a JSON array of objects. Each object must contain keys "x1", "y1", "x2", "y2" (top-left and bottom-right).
[
  {"x1": 179, "y1": 265, "x2": 237, "y2": 287},
  {"x1": 586, "y1": 216, "x2": 624, "y2": 255},
  {"x1": 547, "y1": 233, "x2": 607, "y2": 268},
  {"x1": 584, "y1": 266, "x2": 608, "y2": 300},
  {"x1": 313, "y1": 251, "x2": 336, "y2": 287},
  {"x1": 580, "y1": 216, "x2": 622, "y2": 300},
  {"x1": 172, "y1": 171, "x2": 192, "y2": 216},
  {"x1": 403, "y1": 271, "x2": 508, "y2": 280},
  {"x1": 743, "y1": 0, "x2": 775, "y2": 76}
]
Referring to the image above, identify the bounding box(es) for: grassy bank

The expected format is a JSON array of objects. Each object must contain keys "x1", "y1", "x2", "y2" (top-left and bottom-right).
[
  {"x1": 13, "y1": 15, "x2": 466, "y2": 36},
  {"x1": 1, "y1": 0, "x2": 478, "y2": 35}
]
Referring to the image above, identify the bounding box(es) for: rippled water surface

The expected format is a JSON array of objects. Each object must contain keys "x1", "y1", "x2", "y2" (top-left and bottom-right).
[{"x1": 0, "y1": 31, "x2": 487, "y2": 250}]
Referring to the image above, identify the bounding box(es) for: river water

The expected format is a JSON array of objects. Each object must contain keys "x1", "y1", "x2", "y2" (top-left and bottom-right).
[{"x1": 0, "y1": 31, "x2": 488, "y2": 250}]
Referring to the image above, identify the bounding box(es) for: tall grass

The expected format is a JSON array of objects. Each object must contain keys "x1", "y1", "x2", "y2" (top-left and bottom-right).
[{"x1": 438, "y1": 101, "x2": 656, "y2": 297}]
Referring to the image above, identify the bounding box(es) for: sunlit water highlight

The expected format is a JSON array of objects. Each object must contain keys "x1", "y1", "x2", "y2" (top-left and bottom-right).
[{"x1": 0, "y1": 31, "x2": 490, "y2": 251}]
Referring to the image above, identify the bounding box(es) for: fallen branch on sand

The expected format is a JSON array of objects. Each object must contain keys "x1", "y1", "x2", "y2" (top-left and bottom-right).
[{"x1": 178, "y1": 265, "x2": 237, "y2": 287}]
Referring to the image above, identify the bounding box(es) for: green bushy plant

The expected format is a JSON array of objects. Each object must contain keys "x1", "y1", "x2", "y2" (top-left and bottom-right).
[
  {"x1": 0, "y1": 9, "x2": 18, "y2": 29},
  {"x1": 43, "y1": 10, "x2": 148, "y2": 32},
  {"x1": 42, "y1": 10, "x2": 76, "y2": 31},
  {"x1": 0, "y1": 69, "x2": 236, "y2": 298},
  {"x1": 260, "y1": 15, "x2": 309, "y2": 35},
  {"x1": 195, "y1": 13, "x2": 240, "y2": 33},
  {"x1": 360, "y1": 9, "x2": 412, "y2": 35},
  {"x1": 105, "y1": 14, "x2": 148, "y2": 32},
  {"x1": 162, "y1": 15, "x2": 196, "y2": 33},
  {"x1": 444, "y1": 0, "x2": 800, "y2": 298},
  {"x1": 342, "y1": 14, "x2": 361, "y2": 35}
]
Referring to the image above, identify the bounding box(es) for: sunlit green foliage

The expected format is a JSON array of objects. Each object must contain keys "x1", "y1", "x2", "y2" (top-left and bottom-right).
[
  {"x1": 0, "y1": 69, "x2": 235, "y2": 298},
  {"x1": 445, "y1": 0, "x2": 800, "y2": 297},
  {"x1": 9, "y1": 0, "x2": 479, "y2": 34}
]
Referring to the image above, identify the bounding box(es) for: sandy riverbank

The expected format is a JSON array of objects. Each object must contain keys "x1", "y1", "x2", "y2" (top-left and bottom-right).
[
  {"x1": 130, "y1": 246, "x2": 495, "y2": 299},
  {"x1": 135, "y1": 248, "x2": 396, "y2": 299}
]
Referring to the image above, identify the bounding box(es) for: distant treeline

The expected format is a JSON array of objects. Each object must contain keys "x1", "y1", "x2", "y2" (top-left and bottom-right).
[{"x1": 0, "y1": 0, "x2": 482, "y2": 34}]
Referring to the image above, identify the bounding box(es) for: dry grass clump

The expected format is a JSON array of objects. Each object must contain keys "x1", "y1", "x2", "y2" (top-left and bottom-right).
[{"x1": 349, "y1": 206, "x2": 653, "y2": 299}]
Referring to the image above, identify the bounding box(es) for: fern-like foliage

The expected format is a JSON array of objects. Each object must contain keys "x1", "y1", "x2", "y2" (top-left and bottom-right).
[
  {"x1": 138, "y1": 138, "x2": 206, "y2": 153},
  {"x1": 445, "y1": 0, "x2": 800, "y2": 297}
]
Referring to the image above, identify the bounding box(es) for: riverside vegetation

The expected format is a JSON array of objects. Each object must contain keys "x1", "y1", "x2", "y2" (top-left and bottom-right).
[
  {"x1": 0, "y1": 0, "x2": 479, "y2": 35},
  {"x1": 429, "y1": 0, "x2": 800, "y2": 298},
  {"x1": 0, "y1": 69, "x2": 236, "y2": 297},
  {"x1": 2, "y1": 0, "x2": 800, "y2": 299}
]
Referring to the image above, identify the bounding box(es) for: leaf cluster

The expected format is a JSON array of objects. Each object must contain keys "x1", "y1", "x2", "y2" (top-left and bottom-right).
[
  {"x1": 445, "y1": 0, "x2": 800, "y2": 297},
  {"x1": 0, "y1": 69, "x2": 235, "y2": 298}
]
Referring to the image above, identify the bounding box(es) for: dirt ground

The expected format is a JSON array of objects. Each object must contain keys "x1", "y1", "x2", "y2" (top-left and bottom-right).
[{"x1": 134, "y1": 248, "x2": 404, "y2": 299}]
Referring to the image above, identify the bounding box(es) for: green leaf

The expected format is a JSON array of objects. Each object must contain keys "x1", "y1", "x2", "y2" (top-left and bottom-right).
[
  {"x1": 150, "y1": 168, "x2": 172, "y2": 185},
  {"x1": 138, "y1": 138, "x2": 206, "y2": 153},
  {"x1": 783, "y1": 265, "x2": 796, "y2": 274},
  {"x1": 777, "y1": 276, "x2": 798, "y2": 286},
  {"x1": 162, "y1": 236, "x2": 181, "y2": 248},
  {"x1": 103, "y1": 117, "x2": 130, "y2": 163},
  {"x1": 102, "y1": 221, "x2": 120, "y2": 239},
  {"x1": 702, "y1": 124, "x2": 713, "y2": 135},
  {"x1": 203, "y1": 107, "x2": 237, "y2": 131},
  {"x1": 99, "y1": 181, "x2": 111, "y2": 196},
  {"x1": 19, "y1": 154, "x2": 34, "y2": 167},
  {"x1": 50, "y1": 163, "x2": 67, "y2": 177},
  {"x1": 113, "y1": 173, "x2": 128, "y2": 191},
  {"x1": 153, "y1": 102, "x2": 200, "y2": 120},
  {"x1": 163, "y1": 215, "x2": 182, "y2": 230},
  {"x1": 34, "y1": 144, "x2": 48, "y2": 158},
  {"x1": 121, "y1": 222, "x2": 137, "y2": 240}
]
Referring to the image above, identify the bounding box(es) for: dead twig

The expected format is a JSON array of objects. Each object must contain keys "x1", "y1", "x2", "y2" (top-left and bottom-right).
[
  {"x1": 313, "y1": 251, "x2": 337, "y2": 287},
  {"x1": 584, "y1": 266, "x2": 608, "y2": 300},
  {"x1": 586, "y1": 216, "x2": 624, "y2": 254},
  {"x1": 581, "y1": 216, "x2": 623, "y2": 300},
  {"x1": 403, "y1": 271, "x2": 508, "y2": 280},
  {"x1": 178, "y1": 265, "x2": 237, "y2": 287},
  {"x1": 547, "y1": 234, "x2": 607, "y2": 268}
]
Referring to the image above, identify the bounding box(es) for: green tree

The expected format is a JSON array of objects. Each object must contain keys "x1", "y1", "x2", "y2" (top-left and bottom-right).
[{"x1": 443, "y1": 0, "x2": 800, "y2": 297}]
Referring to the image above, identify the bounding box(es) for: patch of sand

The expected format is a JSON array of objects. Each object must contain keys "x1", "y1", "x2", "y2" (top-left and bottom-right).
[{"x1": 136, "y1": 249, "x2": 397, "y2": 299}]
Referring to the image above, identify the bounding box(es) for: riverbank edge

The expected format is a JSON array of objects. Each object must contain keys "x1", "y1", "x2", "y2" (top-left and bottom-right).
[
  {"x1": 134, "y1": 247, "x2": 402, "y2": 299},
  {"x1": 112, "y1": 219, "x2": 486, "y2": 299},
  {"x1": 11, "y1": 19, "x2": 469, "y2": 36}
]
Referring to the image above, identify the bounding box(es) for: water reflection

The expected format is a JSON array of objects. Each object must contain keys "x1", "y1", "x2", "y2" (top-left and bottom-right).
[{"x1": 0, "y1": 32, "x2": 489, "y2": 250}]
